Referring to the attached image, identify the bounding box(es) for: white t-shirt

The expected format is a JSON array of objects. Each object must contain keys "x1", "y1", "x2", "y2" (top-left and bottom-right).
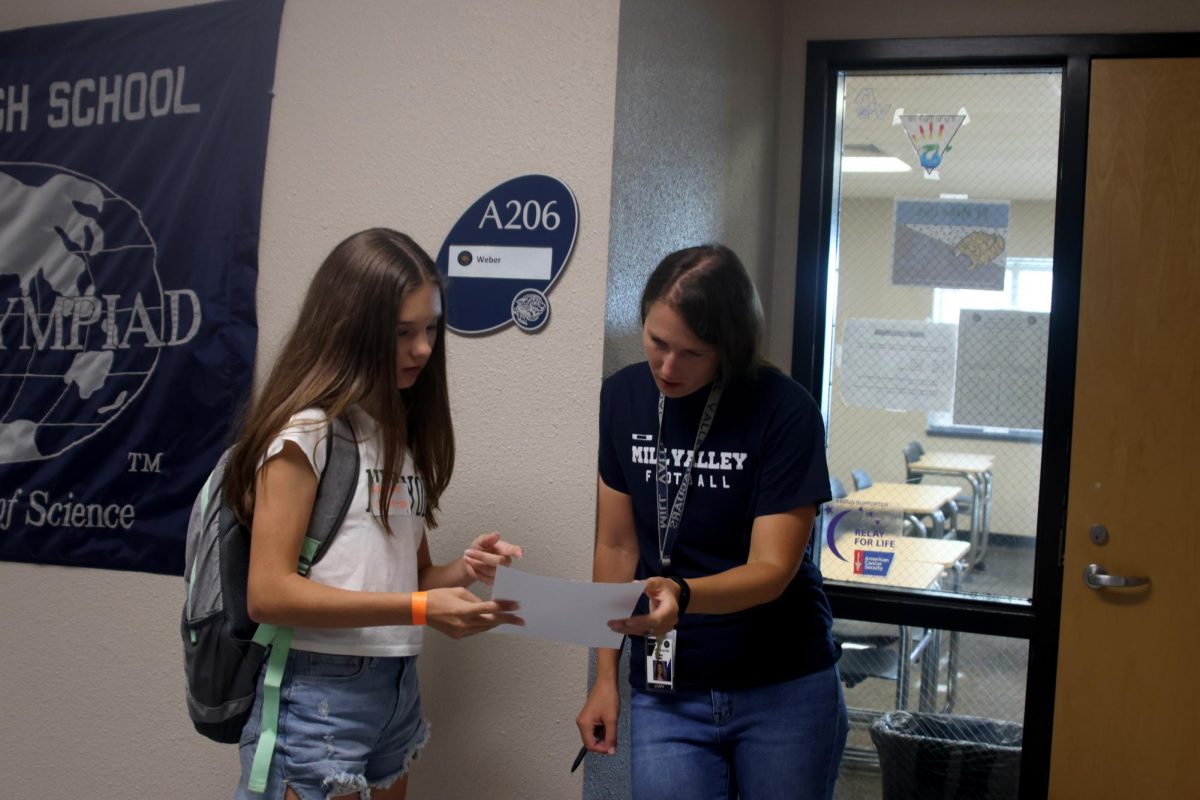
[{"x1": 259, "y1": 405, "x2": 425, "y2": 657}]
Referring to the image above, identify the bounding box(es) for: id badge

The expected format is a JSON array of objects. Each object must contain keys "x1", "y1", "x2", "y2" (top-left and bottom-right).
[{"x1": 644, "y1": 629, "x2": 676, "y2": 692}]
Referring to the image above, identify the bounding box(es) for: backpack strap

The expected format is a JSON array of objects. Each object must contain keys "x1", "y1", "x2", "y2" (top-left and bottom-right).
[
  {"x1": 247, "y1": 415, "x2": 360, "y2": 793},
  {"x1": 246, "y1": 625, "x2": 290, "y2": 792},
  {"x1": 299, "y1": 415, "x2": 360, "y2": 574},
  {"x1": 188, "y1": 455, "x2": 231, "y2": 644}
]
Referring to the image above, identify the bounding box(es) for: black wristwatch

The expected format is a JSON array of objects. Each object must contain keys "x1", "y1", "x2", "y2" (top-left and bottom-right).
[{"x1": 667, "y1": 575, "x2": 691, "y2": 616}]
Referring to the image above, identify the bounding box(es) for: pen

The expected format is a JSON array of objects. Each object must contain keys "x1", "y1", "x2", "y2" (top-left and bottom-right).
[
  {"x1": 571, "y1": 724, "x2": 603, "y2": 773},
  {"x1": 570, "y1": 743, "x2": 588, "y2": 773}
]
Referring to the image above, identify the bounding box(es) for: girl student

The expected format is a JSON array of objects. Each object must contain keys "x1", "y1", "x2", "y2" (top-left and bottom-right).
[
  {"x1": 576, "y1": 244, "x2": 848, "y2": 800},
  {"x1": 226, "y1": 228, "x2": 524, "y2": 800}
]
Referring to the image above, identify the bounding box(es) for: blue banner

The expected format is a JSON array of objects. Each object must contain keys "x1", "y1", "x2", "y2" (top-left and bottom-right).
[
  {"x1": 0, "y1": 0, "x2": 283, "y2": 575},
  {"x1": 892, "y1": 199, "x2": 1009, "y2": 290}
]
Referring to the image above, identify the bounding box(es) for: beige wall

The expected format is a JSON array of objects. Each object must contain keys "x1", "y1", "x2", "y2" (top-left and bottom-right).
[{"x1": 0, "y1": 1, "x2": 618, "y2": 798}]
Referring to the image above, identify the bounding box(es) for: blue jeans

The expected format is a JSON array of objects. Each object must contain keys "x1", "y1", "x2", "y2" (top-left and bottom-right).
[
  {"x1": 630, "y1": 665, "x2": 848, "y2": 800},
  {"x1": 235, "y1": 651, "x2": 429, "y2": 800}
]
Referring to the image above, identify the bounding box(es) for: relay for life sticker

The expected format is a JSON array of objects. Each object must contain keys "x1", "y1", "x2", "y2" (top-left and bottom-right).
[{"x1": 435, "y1": 175, "x2": 578, "y2": 334}]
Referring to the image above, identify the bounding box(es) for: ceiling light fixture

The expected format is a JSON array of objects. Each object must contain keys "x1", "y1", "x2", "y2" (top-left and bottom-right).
[
  {"x1": 842, "y1": 156, "x2": 912, "y2": 173},
  {"x1": 841, "y1": 144, "x2": 912, "y2": 173}
]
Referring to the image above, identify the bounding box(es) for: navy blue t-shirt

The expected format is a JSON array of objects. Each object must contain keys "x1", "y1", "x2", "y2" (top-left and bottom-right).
[{"x1": 599, "y1": 362, "x2": 837, "y2": 691}]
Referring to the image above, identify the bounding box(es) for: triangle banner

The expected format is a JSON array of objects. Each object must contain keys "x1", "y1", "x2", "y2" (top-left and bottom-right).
[{"x1": 900, "y1": 114, "x2": 966, "y2": 175}]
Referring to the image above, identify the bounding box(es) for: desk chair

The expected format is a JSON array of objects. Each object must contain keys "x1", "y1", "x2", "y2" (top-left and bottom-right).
[
  {"x1": 835, "y1": 620, "x2": 905, "y2": 690},
  {"x1": 851, "y1": 469, "x2": 873, "y2": 491},
  {"x1": 831, "y1": 476, "x2": 848, "y2": 500},
  {"x1": 903, "y1": 441, "x2": 971, "y2": 536},
  {"x1": 836, "y1": 622, "x2": 937, "y2": 693}
]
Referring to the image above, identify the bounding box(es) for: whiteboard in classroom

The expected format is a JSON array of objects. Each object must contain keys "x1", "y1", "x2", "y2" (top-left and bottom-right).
[{"x1": 952, "y1": 309, "x2": 1049, "y2": 430}]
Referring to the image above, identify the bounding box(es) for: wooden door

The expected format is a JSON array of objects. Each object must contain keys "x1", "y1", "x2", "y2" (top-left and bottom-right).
[{"x1": 1050, "y1": 58, "x2": 1200, "y2": 797}]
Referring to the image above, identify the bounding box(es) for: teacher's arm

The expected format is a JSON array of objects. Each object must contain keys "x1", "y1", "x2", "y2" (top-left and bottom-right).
[
  {"x1": 593, "y1": 474, "x2": 641, "y2": 584},
  {"x1": 576, "y1": 474, "x2": 640, "y2": 755},
  {"x1": 608, "y1": 504, "x2": 815, "y2": 637}
]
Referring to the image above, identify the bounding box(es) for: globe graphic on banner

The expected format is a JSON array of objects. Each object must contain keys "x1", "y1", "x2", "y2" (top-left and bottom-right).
[{"x1": 0, "y1": 163, "x2": 161, "y2": 463}]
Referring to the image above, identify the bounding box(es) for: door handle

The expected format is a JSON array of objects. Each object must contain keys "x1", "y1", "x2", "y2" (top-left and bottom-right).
[{"x1": 1084, "y1": 563, "x2": 1150, "y2": 589}]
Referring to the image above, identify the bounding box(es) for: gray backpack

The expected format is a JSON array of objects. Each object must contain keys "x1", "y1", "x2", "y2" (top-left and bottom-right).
[{"x1": 181, "y1": 415, "x2": 358, "y2": 792}]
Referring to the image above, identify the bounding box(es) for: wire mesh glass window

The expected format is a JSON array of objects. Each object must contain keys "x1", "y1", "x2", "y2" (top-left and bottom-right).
[{"x1": 817, "y1": 69, "x2": 1062, "y2": 604}]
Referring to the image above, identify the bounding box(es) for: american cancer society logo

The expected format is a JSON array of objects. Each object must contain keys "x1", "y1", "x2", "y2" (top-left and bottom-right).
[
  {"x1": 0, "y1": 163, "x2": 200, "y2": 463},
  {"x1": 853, "y1": 548, "x2": 896, "y2": 577}
]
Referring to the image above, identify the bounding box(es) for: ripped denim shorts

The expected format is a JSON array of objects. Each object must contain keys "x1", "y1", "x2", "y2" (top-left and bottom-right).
[{"x1": 235, "y1": 651, "x2": 430, "y2": 800}]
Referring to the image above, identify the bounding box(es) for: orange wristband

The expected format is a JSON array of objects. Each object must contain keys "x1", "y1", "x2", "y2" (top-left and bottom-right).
[{"x1": 411, "y1": 591, "x2": 427, "y2": 626}]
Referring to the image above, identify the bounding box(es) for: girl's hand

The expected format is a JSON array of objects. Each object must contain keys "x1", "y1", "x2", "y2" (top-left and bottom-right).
[
  {"x1": 463, "y1": 531, "x2": 524, "y2": 585},
  {"x1": 606, "y1": 577, "x2": 680, "y2": 638},
  {"x1": 425, "y1": 587, "x2": 523, "y2": 639}
]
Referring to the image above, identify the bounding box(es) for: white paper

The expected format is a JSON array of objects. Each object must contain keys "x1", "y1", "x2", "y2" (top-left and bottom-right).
[
  {"x1": 839, "y1": 318, "x2": 957, "y2": 411},
  {"x1": 489, "y1": 566, "x2": 645, "y2": 649}
]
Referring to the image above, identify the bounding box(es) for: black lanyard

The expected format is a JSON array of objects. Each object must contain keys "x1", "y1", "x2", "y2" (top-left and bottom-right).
[{"x1": 654, "y1": 381, "x2": 722, "y2": 569}]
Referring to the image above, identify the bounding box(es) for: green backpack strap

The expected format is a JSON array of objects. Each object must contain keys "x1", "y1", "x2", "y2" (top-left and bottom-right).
[
  {"x1": 247, "y1": 534, "x2": 319, "y2": 790},
  {"x1": 247, "y1": 624, "x2": 290, "y2": 793},
  {"x1": 245, "y1": 417, "x2": 359, "y2": 794},
  {"x1": 297, "y1": 536, "x2": 321, "y2": 577}
]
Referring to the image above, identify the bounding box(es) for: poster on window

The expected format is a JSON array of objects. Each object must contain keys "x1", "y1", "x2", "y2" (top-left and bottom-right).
[
  {"x1": 892, "y1": 199, "x2": 1009, "y2": 290},
  {"x1": 0, "y1": 0, "x2": 283, "y2": 575},
  {"x1": 838, "y1": 319, "x2": 957, "y2": 412},
  {"x1": 952, "y1": 309, "x2": 1049, "y2": 430}
]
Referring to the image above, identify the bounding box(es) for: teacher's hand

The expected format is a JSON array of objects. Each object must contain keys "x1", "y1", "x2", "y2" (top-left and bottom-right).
[
  {"x1": 607, "y1": 577, "x2": 680, "y2": 638},
  {"x1": 576, "y1": 677, "x2": 620, "y2": 755}
]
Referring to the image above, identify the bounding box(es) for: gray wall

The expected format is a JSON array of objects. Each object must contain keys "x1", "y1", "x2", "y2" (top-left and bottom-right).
[{"x1": 603, "y1": 0, "x2": 784, "y2": 377}]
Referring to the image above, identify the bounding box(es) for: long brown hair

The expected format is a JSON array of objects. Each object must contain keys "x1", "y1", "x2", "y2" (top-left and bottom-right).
[{"x1": 223, "y1": 228, "x2": 454, "y2": 530}]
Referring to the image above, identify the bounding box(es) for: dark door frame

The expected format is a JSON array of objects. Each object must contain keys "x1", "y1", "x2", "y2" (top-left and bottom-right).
[{"x1": 791, "y1": 32, "x2": 1200, "y2": 798}]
